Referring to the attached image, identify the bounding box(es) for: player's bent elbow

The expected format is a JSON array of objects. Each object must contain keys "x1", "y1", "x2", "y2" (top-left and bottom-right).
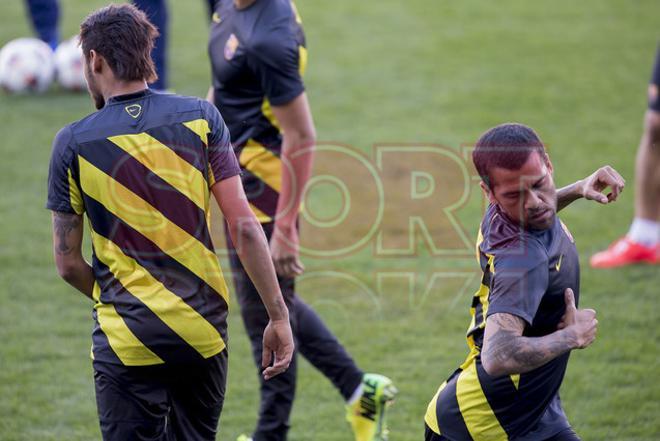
[
  {"x1": 234, "y1": 218, "x2": 265, "y2": 247},
  {"x1": 481, "y1": 354, "x2": 508, "y2": 377},
  {"x1": 55, "y1": 258, "x2": 81, "y2": 284},
  {"x1": 285, "y1": 128, "x2": 316, "y2": 151}
]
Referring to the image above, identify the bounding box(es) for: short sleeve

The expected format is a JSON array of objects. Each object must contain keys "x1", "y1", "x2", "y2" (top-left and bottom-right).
[
  {"x1": 486, "y1": 241, "x2": 549, "y2": 326},
  {"x1": 46, "y1": 126, "x2": 84, "y2": 214},
  {"x1": 202, "y1": 101, "x2": 241, "y2": 187},
  {"x1": 246, "y1": 37, "x2": 305, "y2": 106}
]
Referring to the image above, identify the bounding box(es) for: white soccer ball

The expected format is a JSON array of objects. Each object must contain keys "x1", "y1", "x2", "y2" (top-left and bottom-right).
[
  {"x1": 54, "y1": 36, "x2": 87, "y2": 91},
  {"x1": 0, "y1": 38, "x2": 55, "y2": 94}
]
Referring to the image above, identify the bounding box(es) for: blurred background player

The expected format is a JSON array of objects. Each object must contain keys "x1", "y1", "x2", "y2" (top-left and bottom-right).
[
  {"x1": 424, "y1": 123, "x2": 624, "y2": 441},
  {"x1": 591, "y1": 46, "x2": 660, "y2": 267},
  {"x1": 46, "y1": 5, "x2": 293, "y2": 440},
  {"x1": 207, "y1": 1, "x2": 396, "y2": 440},
  {"x1": 24, "y1": 0, "x2": 59, "y2": 50},
  {"x1": 132, "y1": 0, "x2": 219, "y2": 90}
]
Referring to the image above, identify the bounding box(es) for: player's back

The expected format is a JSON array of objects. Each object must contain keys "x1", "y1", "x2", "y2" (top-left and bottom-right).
[{"x1": 47, "y1": 89, "x2": 240, "y2": 366}]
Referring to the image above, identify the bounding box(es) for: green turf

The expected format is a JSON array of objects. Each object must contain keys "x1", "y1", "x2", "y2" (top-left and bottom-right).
[{"x1": 1, "y1": 0, "x2": 659, "y2": 440}]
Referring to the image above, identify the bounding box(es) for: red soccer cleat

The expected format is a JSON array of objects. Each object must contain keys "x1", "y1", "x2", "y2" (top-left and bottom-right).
[{"x1": 590, "y1": 237, "x2": 659, "y2": 268}]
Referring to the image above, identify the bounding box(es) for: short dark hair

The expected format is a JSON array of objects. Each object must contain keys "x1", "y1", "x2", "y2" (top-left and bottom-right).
[
  {"x1": 472, "y1": 123, "x2": 549, "y2": 189},
  {"x1": 79, "y1": 3, "x2": 159, "y2": 83}
]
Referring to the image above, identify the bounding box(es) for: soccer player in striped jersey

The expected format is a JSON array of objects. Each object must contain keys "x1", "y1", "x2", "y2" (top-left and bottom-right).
[
  {"x1": 207, "y1": 1, "x2": 396, "y2": 440},
  {"x1": 424, "y1": 124, "x2": 624, "y2": 441},
  {"x1": 46, "y1": 5, "x2": 293, "y2": 440}
]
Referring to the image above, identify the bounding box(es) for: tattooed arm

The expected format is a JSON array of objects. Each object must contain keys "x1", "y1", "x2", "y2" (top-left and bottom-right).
[
  {"x1": 51, "y1": 211, "x2": 95, "y2": 299},
  {"x1": 481, "y1": 289, "x2": 598, "y2": 376}
]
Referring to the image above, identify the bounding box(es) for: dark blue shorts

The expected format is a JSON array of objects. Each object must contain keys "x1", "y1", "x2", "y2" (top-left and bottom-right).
[
  {"x1": 94, "y1": 350, "x2": 227, "y2": 441},
  {"x1": 424, "y1": 424, "x2": 581, "y2": 441}
]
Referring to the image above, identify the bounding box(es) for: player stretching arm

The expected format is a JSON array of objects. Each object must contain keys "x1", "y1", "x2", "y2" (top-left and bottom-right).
[
  {"x1": 424, "y1": 123, "x2": 623, "y2": 441},
  {"x1": 481, "y1": 288, "x2": 597, "y2": 376}
]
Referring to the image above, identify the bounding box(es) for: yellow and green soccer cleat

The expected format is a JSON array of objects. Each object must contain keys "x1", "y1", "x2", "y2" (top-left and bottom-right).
[{"x1": 346, "y1": 373, "x2": 398, "y2": 441}]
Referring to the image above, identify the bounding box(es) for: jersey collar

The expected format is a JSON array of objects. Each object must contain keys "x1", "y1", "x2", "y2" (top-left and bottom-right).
[{"x1": 106, "y1": 88, "x2": 153, "y2": 105}]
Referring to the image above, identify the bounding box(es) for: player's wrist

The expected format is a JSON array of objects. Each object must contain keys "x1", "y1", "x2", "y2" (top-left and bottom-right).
[
  {"x1": 274, "y1": 220, "x2": 296, "y2": 236},
  {"x1": 574, "y1": 179, "x2": 588, "y2": 199},
  {"x1": 560, "y1": 327, "x2": 580, "y2": 350},
  {"x1": 267, "y1": 297, "x2": 290, "y2": 322}
]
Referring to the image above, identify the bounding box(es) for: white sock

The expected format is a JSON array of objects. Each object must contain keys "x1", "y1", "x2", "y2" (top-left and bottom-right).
[
  {"x1": 628, "y1": 218, "x2": 660, "y2": 246},
  {"x1": 347, "y1": 383, "x2": 364, "y2": 405}
]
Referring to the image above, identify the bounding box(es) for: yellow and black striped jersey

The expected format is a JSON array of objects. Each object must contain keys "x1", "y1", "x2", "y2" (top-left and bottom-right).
[
  {"x1": 425, "y1": 204, "x2": 580, "y2": 440},
  {"x1": 46, "y1": 89, "x2": 240, "y2": 366},
  {"x1": 208, "y1": 0, "x2": 306, "y2": 223}
]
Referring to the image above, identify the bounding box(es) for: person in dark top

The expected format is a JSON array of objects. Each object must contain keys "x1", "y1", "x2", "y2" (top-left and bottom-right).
[
  {"x1": 46, "y1": 5, "x2": 293, "y2": 440},
  {"x1": 424, "y1": 123, "x2": 625, "y2": 441},
  {"x1": 207, "y1": 1, "x2": 396, "y2": 440},
  {"x1": 590, "y1": 45, "x2": 660, "y2": 267}
]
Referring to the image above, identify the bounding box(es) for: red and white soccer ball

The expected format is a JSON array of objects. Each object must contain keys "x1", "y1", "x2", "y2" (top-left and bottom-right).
[
  {"x1": 0, "y1": 38, "x2": 55, "y2": 94},
  {"x1": 54, "y1": 36, "x2": 87, "y2": 91}
]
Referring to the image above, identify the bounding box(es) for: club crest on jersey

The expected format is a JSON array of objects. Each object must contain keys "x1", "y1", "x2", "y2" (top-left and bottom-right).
[
  {"x1": 224, "y1": 34, "x2": 239, "y2": 60},
  {"x1": 125, "y1": 104, "x2": 142, "y2": 119},
  {"x1": 560, "y1": 220, "x2": 574, "y2": 243}
]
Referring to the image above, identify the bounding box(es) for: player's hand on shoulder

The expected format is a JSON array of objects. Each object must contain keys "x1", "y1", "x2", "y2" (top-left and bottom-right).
[
  {"x1": 261, "y1": 318, "x2": 295, "y2": 380},
  {"x1": 558, "y1": 288, "x2": 598, "y2": 349},
  {"x1": 579, "y1": 165, "x2": 625, "y2": 204}
]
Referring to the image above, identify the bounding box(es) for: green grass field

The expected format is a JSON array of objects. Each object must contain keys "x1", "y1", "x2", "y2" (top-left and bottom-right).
[{"x1": 1, "y1": 1, "x2": 659, "y2": 440}]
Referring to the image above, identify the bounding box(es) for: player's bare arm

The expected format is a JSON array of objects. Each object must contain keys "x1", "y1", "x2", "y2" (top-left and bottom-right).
[
  {"x1": 557, "y1": 165, "x2": 625, "y2": 211},
  {"x1": 270, "y1": 92, "x2": 316, "y2": 278},
  {"x1": 212, "y1": 175, "x2": 294, "y2": 380},
  {"x1": 481, "y1": 288, "x2": 598, "y2": 376},
  {"x1": 51, "y1": 211, "x2": 94, "y2": 299}
]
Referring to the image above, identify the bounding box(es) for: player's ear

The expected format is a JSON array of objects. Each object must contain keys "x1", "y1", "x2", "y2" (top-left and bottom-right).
[
  {"x1": 89, "y1": 50, "x2": 103, "y2": 74},
  {"x1": 480, "y1": 181, "x2": 496, "y2": 204}
]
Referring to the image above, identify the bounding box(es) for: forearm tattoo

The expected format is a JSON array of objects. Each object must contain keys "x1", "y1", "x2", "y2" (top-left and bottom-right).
[
  {"x1": 53, "y1": 212, "x2": 81, "y2": 255},
  {"x1": 483, "y1": 314, "x2": 574, "y2": 374}
]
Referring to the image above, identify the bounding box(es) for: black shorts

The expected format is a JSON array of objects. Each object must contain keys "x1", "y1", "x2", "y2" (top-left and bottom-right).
[
  {"x1": 423, "y1": 424, "x2": 581, "y2": 441},
  {"x1": 94, "y1": 350, "x2": 228, "y2": 441},
  {"x1": 649, "y1": 46, "x2": 660, "y2": 112}
]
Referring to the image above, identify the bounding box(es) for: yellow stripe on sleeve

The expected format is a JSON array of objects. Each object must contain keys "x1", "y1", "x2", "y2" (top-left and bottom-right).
[
  {"x1": 182, "y1": 118, "x2": 211, "y2": 146},
  {"x1": 108, "y1": 132, "x2": 208, "y2": 211},
  {"x1": 456, "y1": 361, "x2": 508, "y2": 441},
  {"x1": 298, "y1": 45, "x2": 307, "y2": 76},
  {"x1": 93, "y1": 282, "x2": 164, "y2": 366},
  {"x1": 78, "y1": 156, "x2": 230, "y2": 303},
  {"x1": 67, "y1": 167, "x2": 84, "y2": 215},
  {"x1": 239, "y1": 139, "x2": 282, "y2": 193},
  {"x1": 91, "y1": 229, "x2": 225, "y2": 359}
]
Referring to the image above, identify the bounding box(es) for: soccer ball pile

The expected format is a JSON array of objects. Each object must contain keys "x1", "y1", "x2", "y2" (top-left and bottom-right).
[
  {"x1": 54, "y1": 36, "x2": 87, "y2": 91},
  {"x1": 0, "y1": 36, "x2": 87, "y2": 94}
]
